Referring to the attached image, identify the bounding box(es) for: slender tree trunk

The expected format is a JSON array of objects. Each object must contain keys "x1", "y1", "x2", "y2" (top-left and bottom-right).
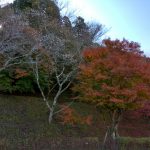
[
  {"x1": 48, "y1": 86, "x2": 62, "y2": 124},
  {"x1": 102, "y1": 127, "x2": 109, "y2": 150},
  {"x1": 102, "y1": 124, "x2": 119, "y2": 150},
  {"x1": 111, "y1": 110, "x2": 121, "y2": 139},
  {"x1": 111, "y1": 122, "x2": 119, "y2": 140},
  {"x1": 103, "y1": 110, "x2": 122, "y2": 150},
  {"x1": 48, "y1": 108, "x2": 54, "y2": 124}
]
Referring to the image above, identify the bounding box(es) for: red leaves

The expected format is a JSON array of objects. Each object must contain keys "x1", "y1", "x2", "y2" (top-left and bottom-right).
[
  {"x1": 58, "y1": 104, "x2": 93, "y2": 126},
  {"x1": 83, "y1": 47, "x2": 108, "y2": 61},
  {"x1": 74, "y1": 39, "x2": 150, "y2": 111},
  {"x1": 58, "y1": 105, "x2": 75, "y2": 125},
  {"x1": 15, "y1": 68, "x2": 29, "y2": 79},
  {"x1": 103, "y1": 38, "x2": 143, "y2": 55}
]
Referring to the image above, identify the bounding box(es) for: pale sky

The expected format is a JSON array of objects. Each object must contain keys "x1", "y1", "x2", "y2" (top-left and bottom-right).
[
  {"x1": 0, "y1": 0, "x2": 14, "y2": 5},
  {"x1": 65, "y1": 0, "x2": 150, "y2": 56},
  {"x1": 1, "y1": 0, "x2": 150, "y2": 56}
]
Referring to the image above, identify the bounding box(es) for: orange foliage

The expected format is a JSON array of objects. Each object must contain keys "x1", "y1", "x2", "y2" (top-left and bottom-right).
[
  {"x1": 84, "y1": 115, "x2": 93, "y2": 125},
  {"x1": 73, "y1": 39, "x2": 150, "y2": 111},
  {"x1": 58, "y1": 104, "x2": 92, "y2": 126},
  {"x1": 15, "y1": 68, "x2": 29, "y2": 79}
]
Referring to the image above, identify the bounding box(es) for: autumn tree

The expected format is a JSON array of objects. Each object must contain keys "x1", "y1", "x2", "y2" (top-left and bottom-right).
[
  {"x1": 73, "y1": 39, "x2": 150, "y2": 143},
  {"x1": 30, "y1": 18, "x2": 81, "y2": 123}
]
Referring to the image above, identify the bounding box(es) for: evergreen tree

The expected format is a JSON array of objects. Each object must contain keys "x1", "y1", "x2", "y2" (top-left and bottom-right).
[{"x1": 13, "y1": 0, "x2": 61, "y2": 20}]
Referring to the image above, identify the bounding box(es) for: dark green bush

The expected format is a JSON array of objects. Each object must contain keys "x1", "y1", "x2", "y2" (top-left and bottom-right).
[{"x1": 0, "y1": 69, "x2": 49, "y2": 94}]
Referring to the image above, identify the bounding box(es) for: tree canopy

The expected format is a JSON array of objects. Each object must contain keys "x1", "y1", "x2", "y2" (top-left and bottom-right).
[{"x1": 73, "y1": 39, "x2": 150, "y2": 139}]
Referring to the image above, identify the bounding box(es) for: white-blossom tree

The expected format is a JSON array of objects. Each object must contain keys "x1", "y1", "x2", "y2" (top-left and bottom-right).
[
  {"x1": 0, "y1": 9, "x2": 38, "y2": 72},
  {"x1": 30, "y1": 16, "x2": 82, "y2": 123}
]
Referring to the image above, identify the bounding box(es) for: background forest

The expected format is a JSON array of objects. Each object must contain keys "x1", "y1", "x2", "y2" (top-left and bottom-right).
[{"x1": 0, "y1": 0, "x2": 150, "y2": 150}]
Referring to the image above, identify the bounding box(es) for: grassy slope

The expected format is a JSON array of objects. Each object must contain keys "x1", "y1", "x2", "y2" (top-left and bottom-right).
[{"x1": 0, "y1": 94, "x2": 149, "y2": 149}]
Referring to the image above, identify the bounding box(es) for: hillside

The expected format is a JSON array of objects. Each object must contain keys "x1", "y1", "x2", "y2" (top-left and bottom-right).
[{"x1": 0, "y1": 94, "x2": 149, "y2": 149}]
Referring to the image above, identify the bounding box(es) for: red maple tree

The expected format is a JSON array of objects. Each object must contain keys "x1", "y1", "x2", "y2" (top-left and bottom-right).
[{"x1": 73, "y1": 39, "x2": 150, "y2": 141}]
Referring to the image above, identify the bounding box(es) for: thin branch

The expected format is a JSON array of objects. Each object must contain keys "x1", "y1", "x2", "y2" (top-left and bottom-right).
[
  {"x1": 56, "y1": 65, "x2": 65, "y2": 78},
  {"x1": 61, "y1": 80, "x2": 72, "y2": 94},
  {"x1": 46, "y1": 83, "x2": 57, "y2": 99}
]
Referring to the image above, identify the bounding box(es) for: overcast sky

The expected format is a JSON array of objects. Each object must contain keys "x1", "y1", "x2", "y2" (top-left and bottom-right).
[{"x1": 1, "y1": 0, "x2": 150, "y2": 56}]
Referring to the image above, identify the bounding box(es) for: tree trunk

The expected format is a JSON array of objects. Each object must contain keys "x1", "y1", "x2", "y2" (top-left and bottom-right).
[
  {"x1": 48, "y1": 109, "x2": 54, "y2": 124},
  {"x1": 102, "y1": 123, "x2": 119, "y2": 149},
  {"x1": 48, "y1": 86, "x2": 62, "y2": 124},
  {"x1": 103, "y1": 110, "x2": 122, "y2": 150},
  {"x1": 111, "y1": 122, "x2": 119, "y2": 140},
  {"x1": 102, "y1": 127, "x2": 109, "y2": 150},
  {"x1": 111, "y1": 110, "x2": 121, "y2": 139}
]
